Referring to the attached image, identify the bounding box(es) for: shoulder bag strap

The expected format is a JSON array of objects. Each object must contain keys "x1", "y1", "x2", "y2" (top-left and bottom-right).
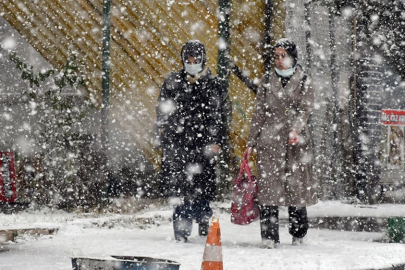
[{"x1": 238, "y1": 152, "x2": 253, "y2": 182}]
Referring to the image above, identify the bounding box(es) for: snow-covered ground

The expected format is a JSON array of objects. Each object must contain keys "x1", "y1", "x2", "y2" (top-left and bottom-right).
[{"x1": 1, "y1": 200, "x2": 405, "y2": 270}]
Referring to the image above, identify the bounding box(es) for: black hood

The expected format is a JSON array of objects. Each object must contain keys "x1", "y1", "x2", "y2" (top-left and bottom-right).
[{"x1": 181, "y1": 40, "x2": 207, "y2": 68}]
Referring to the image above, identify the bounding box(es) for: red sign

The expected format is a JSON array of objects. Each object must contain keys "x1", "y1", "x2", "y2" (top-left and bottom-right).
[
  {"x1": 0, "y1": 152, "x2": 16, "y2": 203},
  {"x1": 381, "y1": 110, "x2": 405, "y2": 126}
]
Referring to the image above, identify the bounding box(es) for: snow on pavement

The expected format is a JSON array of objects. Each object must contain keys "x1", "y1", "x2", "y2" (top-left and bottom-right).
[{"x1": 0, "y1": 200, "x2": 405, "y2": 270}]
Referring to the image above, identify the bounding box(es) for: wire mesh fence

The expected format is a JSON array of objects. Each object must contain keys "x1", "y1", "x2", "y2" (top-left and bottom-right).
[{"x1": 285, "y1": 0, "x2": 355, "y2": 200}]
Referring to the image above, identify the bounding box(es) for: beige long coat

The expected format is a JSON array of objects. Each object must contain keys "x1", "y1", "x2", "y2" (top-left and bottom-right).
[{"x1": 247, "y1": 66, "x2": 317, "y2": 206}]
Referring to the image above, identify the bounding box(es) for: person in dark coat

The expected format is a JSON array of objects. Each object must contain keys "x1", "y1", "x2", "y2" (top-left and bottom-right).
[
  {"x1": 154, "y1": 40, "x2": 223, "y2": 242},
  {"x1": 244, "y1": 38, "x2": 317, "y2": 249}
]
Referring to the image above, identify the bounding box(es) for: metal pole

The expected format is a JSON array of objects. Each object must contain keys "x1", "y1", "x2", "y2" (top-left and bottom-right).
[
  {"x1": 101, "y1": 0, "x2": 111, "y2": 208},
  {"x1": 329, "y1": 4, "x2": 343, "y2": 199},
  {"x1": 349, "y1": 13, "x2": 359, "y2": 199},
  {"x1": 304, "y1": 1, "x2": 312, "y2": 75},
  {"x1": 217, "y1": 0, "x2": 231, "y2": 196},
  {"x1": 218, "y1": 0, "x2": 231, "y2": 83},
  {"x1": 264, "y1": 0, "x2": 273, "y2": 76}
]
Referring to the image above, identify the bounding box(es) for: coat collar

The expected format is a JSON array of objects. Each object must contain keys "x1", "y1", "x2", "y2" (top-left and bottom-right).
[
  {"x1": 268, "y1": 65, "x2": 304, "y2": 100},
  {"x1": 186, "y1": 66, "x2": 210, "y2": 84}
]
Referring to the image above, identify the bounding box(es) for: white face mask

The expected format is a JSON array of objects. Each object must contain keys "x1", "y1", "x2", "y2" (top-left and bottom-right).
[
  {"x1": 275, "y1": 66, "x2": 296, "y2": 77},
  {"x1": 184, "y1": 63, "x2": 203, "y2": 76}
]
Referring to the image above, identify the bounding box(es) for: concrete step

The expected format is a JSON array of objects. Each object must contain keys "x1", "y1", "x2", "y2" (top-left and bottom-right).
[{"x1": 0, "y1": 228, "x2": 58, "y2": 244}]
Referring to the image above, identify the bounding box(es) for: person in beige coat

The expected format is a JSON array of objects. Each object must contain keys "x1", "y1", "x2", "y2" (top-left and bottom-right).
[{"x1": 244, "y1": 38, "x2": 317, "y2": 249}]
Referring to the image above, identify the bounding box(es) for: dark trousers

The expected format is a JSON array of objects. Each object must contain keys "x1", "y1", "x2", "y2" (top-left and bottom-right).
[
  {"x1": 259, "y1": 205, "x2": 308, "y2": 243},
  {"x1": 173, "y1": 196, "x2": 213, "y2": 239}
]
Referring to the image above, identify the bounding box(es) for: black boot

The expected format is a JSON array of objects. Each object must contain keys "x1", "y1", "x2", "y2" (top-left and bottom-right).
[
  {"x1": 173, "y1": 201, "x2": 193, "y2": 242},
  {"x1": 191, "y1": 197, "x2": 212, "y2": 237},
  {"x1": 198, "y1": 222, "x2": 209, "y2": 236},
  {"x1": 288, "y1": 206, "x2": 308, "y2": 243},
  {"x1": 259, "y1": 205, "x2": 279, "y2": 248}
]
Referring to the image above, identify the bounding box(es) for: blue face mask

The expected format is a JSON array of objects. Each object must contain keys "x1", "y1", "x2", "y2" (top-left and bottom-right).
[{"x1": 275, "y1": 66, "x2": 296, "y2": 77}]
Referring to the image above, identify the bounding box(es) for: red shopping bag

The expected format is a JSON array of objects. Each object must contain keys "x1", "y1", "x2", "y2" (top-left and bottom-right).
[{"x1": 231, "y1": 153, "x2": 260, "y2": 225}]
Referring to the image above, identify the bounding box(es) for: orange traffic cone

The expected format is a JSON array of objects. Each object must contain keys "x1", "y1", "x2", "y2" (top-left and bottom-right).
[{"x1": 201, "y1": 217, "x2": 223, "y2": 270}]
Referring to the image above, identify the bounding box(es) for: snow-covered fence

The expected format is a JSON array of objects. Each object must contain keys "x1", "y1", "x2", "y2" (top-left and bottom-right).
[
  {"x1": 283, "y1": 0, "x2": 405, "y2": 203},
  {"x1": 284, "y1": 0, "x2": 355, "y2": 200}
]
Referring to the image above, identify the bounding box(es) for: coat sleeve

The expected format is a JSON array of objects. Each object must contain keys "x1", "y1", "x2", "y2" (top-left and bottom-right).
[
  {"x1": 247, "y1": 80, "x2": 268, "y2": 147},
  {"x1": 156, "y1": 74, "x2": 176, "y2": 129},
  {"x1": 206, "y1": 79, "x2": 224, "y2": 146},
  {"x1": 290, "y1": 76, "x2": 314, "y2": 133},
  {"x1": 154, "y1": 74, "x2": 177, "y2": 148}
]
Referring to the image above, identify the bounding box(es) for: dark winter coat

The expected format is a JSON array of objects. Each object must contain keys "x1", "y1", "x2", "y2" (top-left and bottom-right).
[
  {"x1": 247, "y1": 66, "x2": 317, "y2": 206},
  {"x1": 156, "y1": 67, "x2": 223, "y2": 200}
]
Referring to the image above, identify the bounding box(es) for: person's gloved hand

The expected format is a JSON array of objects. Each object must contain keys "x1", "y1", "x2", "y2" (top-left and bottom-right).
[
  {"x1": 204, "y1": 144, "x2": 221, "y2": 157},
  {"x1": 288, "y1": 130, "x2": 299, "y2": 145}
]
